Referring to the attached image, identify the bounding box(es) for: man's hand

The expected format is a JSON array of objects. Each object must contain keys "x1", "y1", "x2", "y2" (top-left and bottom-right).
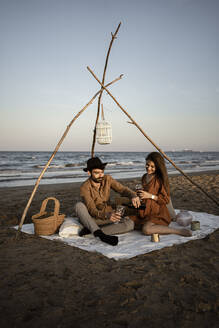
[
  {"x1": 109, "y1": 212, "x2": 121, "y2": 223},
  {"x1": 132, "y1": 196, "x2": 141, "y2": 208}
]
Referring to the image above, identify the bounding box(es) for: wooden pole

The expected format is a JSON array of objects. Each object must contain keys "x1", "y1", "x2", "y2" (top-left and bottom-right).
[
  {"x1": 16, "y1": 74, "x2": 123, "y2": 238},
  {"x1": 101, "y1": 104, "x2": 105, "y2": 120},
  {"x1": 87, "y1": 66, "x2": 219, "y2": 207},
  {"x1": 91, "y1": 22, "x2": 121, "y2": 157}
]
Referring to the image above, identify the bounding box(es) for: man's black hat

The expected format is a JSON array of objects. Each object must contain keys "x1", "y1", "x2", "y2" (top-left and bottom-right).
[{"x1": 83, "y1": 157, "x2": 107, "y2": 172}]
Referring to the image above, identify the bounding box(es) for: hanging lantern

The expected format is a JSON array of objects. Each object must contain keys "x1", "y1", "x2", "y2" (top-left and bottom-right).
[{"x1": 96, "y1": 104, "x2": 112, "y2": 145}]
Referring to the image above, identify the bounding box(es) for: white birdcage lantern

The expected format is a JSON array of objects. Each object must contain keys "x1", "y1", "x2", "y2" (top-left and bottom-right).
[{"x1": 96, "y1": 104, "x2": 112, "y2": 145}]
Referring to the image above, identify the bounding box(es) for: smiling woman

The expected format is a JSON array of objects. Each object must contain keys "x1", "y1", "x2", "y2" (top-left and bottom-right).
[
  {"x1": 146, "y1": 160, "x2": 156, "y2": 175},
  {"x1": 131, "y1": 152, "x2": 192, "y2": 237}
]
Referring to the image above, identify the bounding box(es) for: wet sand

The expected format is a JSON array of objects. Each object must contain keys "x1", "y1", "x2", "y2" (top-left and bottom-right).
[{"x1": 0, "y1": 171, "x2": 219, "y2": 327}]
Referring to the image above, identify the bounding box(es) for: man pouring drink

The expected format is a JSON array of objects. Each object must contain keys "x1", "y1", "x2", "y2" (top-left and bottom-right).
[{"x1": 74, "y1": 157, "x2": 140, "y2": 246}]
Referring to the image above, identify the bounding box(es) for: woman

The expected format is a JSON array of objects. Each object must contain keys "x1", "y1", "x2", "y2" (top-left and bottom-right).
[{"x1": 133, "y1": 152, "x2": 192, "y2": 237}]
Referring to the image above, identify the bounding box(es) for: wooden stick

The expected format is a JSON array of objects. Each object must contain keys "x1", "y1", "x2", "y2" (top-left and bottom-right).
[
  {"x1": 87, "y1": 66, "x2": 219, "y2": 207},
  {"x1": 101, "y1": 104, "x2": 105, "y2": 121},
  {"x1": 16, "y1": 74, "x2": 123, "y2": 238},
  {"x1": 91, "y1": 22, "x2": 121, "y2": 157}
]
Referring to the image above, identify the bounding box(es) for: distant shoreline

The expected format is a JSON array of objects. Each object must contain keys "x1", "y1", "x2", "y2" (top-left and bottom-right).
[{"x1": 0, "y1": 149, "x2": 219, "y2": 153}]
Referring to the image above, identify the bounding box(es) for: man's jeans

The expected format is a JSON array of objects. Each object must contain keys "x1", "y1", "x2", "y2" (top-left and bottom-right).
[{"x1": 75, "y1": 202, "x2": 134, "y2": 235}]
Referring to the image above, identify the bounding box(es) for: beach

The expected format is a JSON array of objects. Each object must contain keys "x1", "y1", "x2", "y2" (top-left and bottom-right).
[{"x1": 0, "y1": 171, "x2": 219, "y2": 327}]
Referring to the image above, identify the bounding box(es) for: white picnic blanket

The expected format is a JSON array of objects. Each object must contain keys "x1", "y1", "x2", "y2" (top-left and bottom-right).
[{"x1": 14, "y1": 210, "x2": 219, "y2": 260}]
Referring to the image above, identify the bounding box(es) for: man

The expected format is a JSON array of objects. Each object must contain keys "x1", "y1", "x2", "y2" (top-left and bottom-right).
[{"x1": 75, "y1": 157, "x2": 140, "y2": 246}]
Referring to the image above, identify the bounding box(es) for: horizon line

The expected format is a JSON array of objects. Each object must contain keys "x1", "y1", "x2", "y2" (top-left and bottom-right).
[{"x1": 1, "y1": 149, "x2": 219, "y2": 153}]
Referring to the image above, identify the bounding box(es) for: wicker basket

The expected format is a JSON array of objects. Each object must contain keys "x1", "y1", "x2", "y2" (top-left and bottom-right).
[{"x1": 32, "y1": 197, "x2": 65, "y2": 236}]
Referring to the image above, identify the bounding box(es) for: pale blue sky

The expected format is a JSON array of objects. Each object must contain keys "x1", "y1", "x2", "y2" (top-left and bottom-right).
[{"x1": 0, "y1": 0, "x2": 218, "y2": 152}]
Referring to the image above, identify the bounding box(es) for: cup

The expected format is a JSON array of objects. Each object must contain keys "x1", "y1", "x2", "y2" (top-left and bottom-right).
[
  {"x1": 115, "y1": 205, "x2": 125, "y2": 216},
  {"x1": 135, "y1": 183, "x2": 143, "y2": 201},
  {"x1": 114, "y1": 205, "x2": 125, "y2": 224},
  {"x1": 151, "y1": 233, "x2": 160, "y2": 242},
  {"x1": 135, "y1": 183, "x2": 142, "y2": 193},
  {"x1": 191, "y1": 221, "x2": 200, "y2": 231}
]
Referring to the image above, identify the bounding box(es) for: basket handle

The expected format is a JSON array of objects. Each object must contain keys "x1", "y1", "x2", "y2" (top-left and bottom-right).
[{"x1": 39, "y1": 197, "x2": 60, "y2": 216}]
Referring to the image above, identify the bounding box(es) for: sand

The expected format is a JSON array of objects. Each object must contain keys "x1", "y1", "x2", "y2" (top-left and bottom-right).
[{"x1": 0, "y1": 171, "x2": 219, "y2": 328}]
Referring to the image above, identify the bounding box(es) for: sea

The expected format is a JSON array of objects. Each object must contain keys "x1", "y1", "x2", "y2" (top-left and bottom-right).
[{"x1": 0, "y1": 151, "x2": 219, "y2": 188}]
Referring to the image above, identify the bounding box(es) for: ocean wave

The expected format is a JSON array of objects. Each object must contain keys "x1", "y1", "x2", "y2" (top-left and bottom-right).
[
  {"x1": 204, "y1": 160, "x2": 219, "y2": 164},
  {"x1": 107, "y1": 162, "x2": 117, "y2": 167},
  {"x1": 178, "y1": 160, "x2": 190, "y2": 164},
  {"x1": 33, "y1": 164, "x2": 65, "y2": 169},
  {"x1": 0, "y1": 164, "x2": 18, "y2": 168},
  {"x1": 108, "y1": 161, "x2": 143, "y2": 167},
  {"x1": 0, "y1": 176, "x2": 34, "y2": 183},
  {"x1": 120, "y1": 161, "x2": 139, "y2": 166},
  {"x1": 200, "y1": 163, "x2": 219, "y2": 167},
  {"x1": 33, "y1": 162, "x2": 85, "y2": 169},
  {"x1": 34, "y1": 165, "x2": 45, "y2": 169},
  {"x1": 42, "y1": 174, "x2": 86, "y2": 180},
  {"x1": 65, "y1": 162, "x2": 84, "y2": 168},
  {"x1": 0, "y1": 169, "x2": 21, "y2": 174}
]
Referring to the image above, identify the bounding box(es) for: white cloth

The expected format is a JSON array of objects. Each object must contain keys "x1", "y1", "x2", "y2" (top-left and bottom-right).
[
  {"x1": 59, "y1": 217, "x2": 83, "y2": 238},
  {"x1": 14, "y1": 210, "x2": 219, "y2": 260}
]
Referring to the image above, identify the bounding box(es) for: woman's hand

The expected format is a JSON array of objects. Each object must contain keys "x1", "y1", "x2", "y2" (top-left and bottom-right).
[{"x1": 137, "y1": 190, "x2": 152, "y2": 200}]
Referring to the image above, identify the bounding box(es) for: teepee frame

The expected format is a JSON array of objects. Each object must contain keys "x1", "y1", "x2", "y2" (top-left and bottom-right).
[{"x1": 16, "y1": 22, "x2": 218, "y2": 238}]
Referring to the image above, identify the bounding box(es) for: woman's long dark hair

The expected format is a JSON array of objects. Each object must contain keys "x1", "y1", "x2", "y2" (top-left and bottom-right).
[{"x1": 146, "y1": 152, "x2": 170, "y2": 194}]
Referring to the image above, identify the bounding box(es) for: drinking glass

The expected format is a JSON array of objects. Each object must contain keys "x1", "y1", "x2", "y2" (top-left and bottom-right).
[
  {"x1": 116, "y1": 205, "x2": 125, "y2": 216},
  {"x1": 135, "y1": 184, "x2": 142, "y2": 192},
  {"x1": 114, "y1": 205, "x2": 125, "y2": 224},
  {"x1": 135, "y1": 183, "x2": 142, "y2": 197}
]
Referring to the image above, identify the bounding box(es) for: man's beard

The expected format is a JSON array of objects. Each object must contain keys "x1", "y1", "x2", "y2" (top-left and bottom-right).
[{"x1": 91, "y1": 176, "x2": 103, "y2": 183}]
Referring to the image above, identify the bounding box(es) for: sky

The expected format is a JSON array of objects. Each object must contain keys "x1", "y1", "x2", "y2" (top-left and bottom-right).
[{"x1": 0, "y1": 0, "x2": 218, "y2": 152}]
